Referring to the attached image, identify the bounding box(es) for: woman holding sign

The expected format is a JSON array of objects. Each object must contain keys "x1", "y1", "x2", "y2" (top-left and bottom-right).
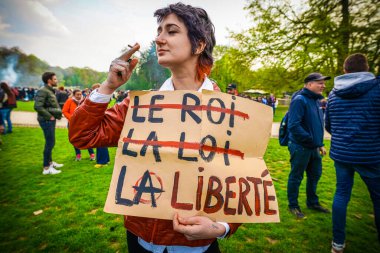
[{"x1": 69, "y1": 3, "x2": 240, "y2": 252}]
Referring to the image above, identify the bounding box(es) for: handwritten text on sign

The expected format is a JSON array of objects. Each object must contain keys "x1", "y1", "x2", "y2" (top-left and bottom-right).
[{"x1": 104, "y1": 90, "x2": 279, "y2": 223}]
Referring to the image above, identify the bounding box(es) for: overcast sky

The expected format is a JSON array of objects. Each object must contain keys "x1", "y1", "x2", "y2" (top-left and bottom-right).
[{"x1": 0, "y1": 0, "x2": 251, "y2": 72}]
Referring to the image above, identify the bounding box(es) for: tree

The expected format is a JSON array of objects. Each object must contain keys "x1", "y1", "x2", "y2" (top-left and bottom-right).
[
  {"x1": 232, "y1": 0, "x2": 380, "y2": 91},
  {"x1": 124, "y1": 42, "x2": 170, "y2": 90},
  {"x1": 210, "y1": 46, "x2": 255, "y2": 93}
]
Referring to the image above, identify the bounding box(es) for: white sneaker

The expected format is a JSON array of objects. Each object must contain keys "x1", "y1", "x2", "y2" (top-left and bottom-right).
[
  {"x1": 51, "y1": 161, "x2": 64, "y2": 168},
  {"x1": 331, "y1": 241, "x2": 345, "y2": 253},
  {"x1": 42, "y1": 166, "x2": 62, "y2": 175}
]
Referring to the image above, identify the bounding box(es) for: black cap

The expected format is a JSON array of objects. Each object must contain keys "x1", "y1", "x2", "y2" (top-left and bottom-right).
[
  {"x1": 304, "y1": 73, "x2": 331, "y2": 83},
  {"x1": 227, "y1": 83, "x2": 237, "y2": 89}
]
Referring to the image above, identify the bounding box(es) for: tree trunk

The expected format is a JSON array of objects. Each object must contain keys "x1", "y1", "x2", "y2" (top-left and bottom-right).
[{"x1": 337, "y1": 0, "x2": 350, "y2": 74}]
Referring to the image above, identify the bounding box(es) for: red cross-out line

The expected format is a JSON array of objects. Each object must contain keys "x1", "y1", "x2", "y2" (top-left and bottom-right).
[
  {"x1": 130, "y1": 104, "x2": 249, "y2": 120},
  {"x1": 122, "y1": 137, "x2": 245, "y2": 159}
]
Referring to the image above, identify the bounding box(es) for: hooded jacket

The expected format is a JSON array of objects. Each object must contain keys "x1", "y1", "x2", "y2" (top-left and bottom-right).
[
  {"x1": 325, "y1": 72, "x2": 380, "y2": 165},
  {"x1": 288, "y1": 88, "x2": 325, "y2": 149}
]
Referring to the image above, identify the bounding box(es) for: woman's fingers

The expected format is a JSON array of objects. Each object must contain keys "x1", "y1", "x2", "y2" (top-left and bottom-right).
[
  {"x1": 98, "y1": 43, "x2": 140, "y2": 94},
  {"x1": 118, "y1": 43, "x2": 140, "y2": 61}
]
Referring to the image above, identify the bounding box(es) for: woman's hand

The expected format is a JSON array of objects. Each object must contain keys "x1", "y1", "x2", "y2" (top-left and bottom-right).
[
  {"x1": 173, "y1": 213, "x2": 226, "y2": 240},
  {"x1": 99, "y1": 43, "x2": 140, "y2": 95}
]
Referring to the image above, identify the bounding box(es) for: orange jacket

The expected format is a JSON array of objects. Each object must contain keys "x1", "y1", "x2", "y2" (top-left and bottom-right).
[
  {"x1": 68, "y1": 85, "x2": 241, "y2": 247},
  {"x1": 62, "y1": 98, "x2": 79, "y2": 121}
]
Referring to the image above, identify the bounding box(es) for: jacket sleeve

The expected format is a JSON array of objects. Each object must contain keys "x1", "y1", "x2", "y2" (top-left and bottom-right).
[
  {"x1": 226, "y1": 223, "x2": 241, "y2": 237},
  {"x1": 288, "y1": 97, "x2": 313, "y2": 145},
  {"x1": 34, "y1": 90, "x2": 53, "y2": 120},
  {"x1": 69, "y1": 96, "x2": 129, "y2": 149},
  {"x1": 62, "y1": 99, "x2": 72, "y2": 120},
  {"x1": 325, "y1": 95, "x2": 332, "y2": 134}
]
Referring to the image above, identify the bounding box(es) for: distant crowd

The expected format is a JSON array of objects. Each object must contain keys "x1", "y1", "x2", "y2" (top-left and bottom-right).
[
  {"x1": 226, "y1": 83, "x2": 278, "y2": 114},
  {"x1": 54, "y1": 87, "x2": 130, "y2": 108}
]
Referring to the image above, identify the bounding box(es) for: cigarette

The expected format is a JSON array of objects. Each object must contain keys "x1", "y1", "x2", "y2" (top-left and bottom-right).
[{"x1": 128, "y1": 44, "x2": 142, "y2": 53}]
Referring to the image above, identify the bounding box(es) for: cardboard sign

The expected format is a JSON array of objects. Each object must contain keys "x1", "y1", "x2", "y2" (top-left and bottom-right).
[{"x1": 104, "y1": 90, "x2": 280, "y2": 223}]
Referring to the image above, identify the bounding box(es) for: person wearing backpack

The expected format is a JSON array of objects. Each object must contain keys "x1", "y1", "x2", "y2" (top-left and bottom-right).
[
  {"x1": 287, "y1": 72, "x2": 330, "y2": 219},
  {"x1": 325, "y1": 53, "x2": 380, "y2": 253}
]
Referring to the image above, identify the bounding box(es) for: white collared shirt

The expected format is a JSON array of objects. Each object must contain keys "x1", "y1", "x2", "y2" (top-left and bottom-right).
[{"x1": 158, "y1": 76, "x2": 214, "y2": 91}]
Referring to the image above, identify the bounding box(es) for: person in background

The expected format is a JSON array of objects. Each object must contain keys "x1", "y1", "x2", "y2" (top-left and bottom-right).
[
  {"x1": 287, "y1": 72, "x2": 330, "y2": 219},
  {"x1": 325, "y1": 53, "x2": 380, "y2": 253},
  {"x1": 69, "y1": 3, "x2": 241, "y2": 252},
  {"x1": 0, "y1": 86, "x2": 5, "y2": 143},
  {"x1": 62, "y1": 89, "x2": 95, "y2": 161},
  {"x1": 11, "y1": 87, "x2": 19, "y2": 101},
  {"x1": 56, "y1": 86, "x2": 68, "y2": 109},
  {"x1": 262, "y1": 95, "x2": 268, "y2": 105},
  {"x1": 34, "y1": 72, "x2": 64, "y2": 175},
  {"x1": 227, "y1": 83, "x2": 238, "y2": 96},
  {"x1": 268, "y1": 94, "x2": 277, "y2": 115},
  {"x1": 91, "y1": 83, "x2": 110, "y2": 169},
  {"x1": 82, "y1": 88, "x2": 90, "y2": 98},
  {"x1": 0, "y1": 81, "x2": 17, "y2": 134},
  {"x1": 320, "y1": 98, "x2": 327, "y2": 115}
]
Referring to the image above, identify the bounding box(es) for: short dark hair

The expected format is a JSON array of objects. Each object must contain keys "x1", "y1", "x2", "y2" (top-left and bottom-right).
[
  {"x1": 73, "y1": 89, "x2": 81, "y2": 95},
  {"x1": 0, "y1": 81, "x2": 11, "y2": 95},
  {"x1": 344, "y1": 53, "x2": 369, "y2": 73},
  {"x1": 42, "y1": 72, "x2": 56, "y2": 84},
  {"x1": 154, "y1": 2, "x2": 215, "y2": 81}
]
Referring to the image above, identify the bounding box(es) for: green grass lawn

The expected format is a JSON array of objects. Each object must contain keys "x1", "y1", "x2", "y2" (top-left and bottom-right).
[
  {"x1": 273, "y1": 106, "x2": 288, "y2": 123},
  {"x1": 0, "y1": 128, "x2": 378, "y2": 252},
  {"x1": 14, "y1": 101, "x2": 36, "y2": 112}
]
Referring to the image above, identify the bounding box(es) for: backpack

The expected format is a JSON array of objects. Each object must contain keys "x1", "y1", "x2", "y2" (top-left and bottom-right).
[
  {"x1": 279, "y1": 94, "x2": 307, "y2": 146},
  {"x1": 279, "y1": 111, "x2": 289, "y2": 146}
]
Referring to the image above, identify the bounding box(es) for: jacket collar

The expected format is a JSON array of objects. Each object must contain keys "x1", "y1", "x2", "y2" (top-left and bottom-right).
[
  {"x1": 334, "y1": 72, "x2": 375, "y2": 90},
  {"x1": 301, "y1": 87, "x2": 324, "y2": 100},
  {"x1": 44, "y1": 85, "x2": 55, "y2": 93}
]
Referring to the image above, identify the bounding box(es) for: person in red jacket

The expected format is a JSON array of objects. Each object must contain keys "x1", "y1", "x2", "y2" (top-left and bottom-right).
[
  {"x1": 62, "y1": 89, "x2": 95, "y2": 161},
  {"x1": 69, "y1": 3, "x2": 240, "y2": 252}
]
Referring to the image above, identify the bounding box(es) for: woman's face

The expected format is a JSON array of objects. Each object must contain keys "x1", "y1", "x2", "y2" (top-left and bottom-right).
[
  {"x1": 155, "y1": 13, "x2": 195, "y2": 68},
  {"x1": 74, "y1": 91, "x2": 82, "y2": 101}
]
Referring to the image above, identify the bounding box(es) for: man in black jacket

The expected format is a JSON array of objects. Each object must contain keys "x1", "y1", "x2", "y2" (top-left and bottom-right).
[
  {"x1": 287, "y1": 73, "x2": 330, "y2": 219},
  {"x1": 34, "y1": 72, "x2": 64, "y2": 175}
]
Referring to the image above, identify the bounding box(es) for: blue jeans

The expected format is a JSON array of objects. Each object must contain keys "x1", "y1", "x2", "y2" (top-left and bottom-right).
[
  {"x1": 74, "y1": 147, "x2": 94, "y2": 156},
  {"x1": 38, "y1": 120, "x2": 56, "y2": 167},
  {"x1": 0, "y1": 108, "x2": 12, "y2": 133},
  {"x1": 96, "y1": 147, "x2": 109, "y2": 165},
  {"x1": 332, "y1": 161, "x2": 380, "y2": 244},
  {"x1": 287, "y1": 142, "x2": 322, "y2": 209}
]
